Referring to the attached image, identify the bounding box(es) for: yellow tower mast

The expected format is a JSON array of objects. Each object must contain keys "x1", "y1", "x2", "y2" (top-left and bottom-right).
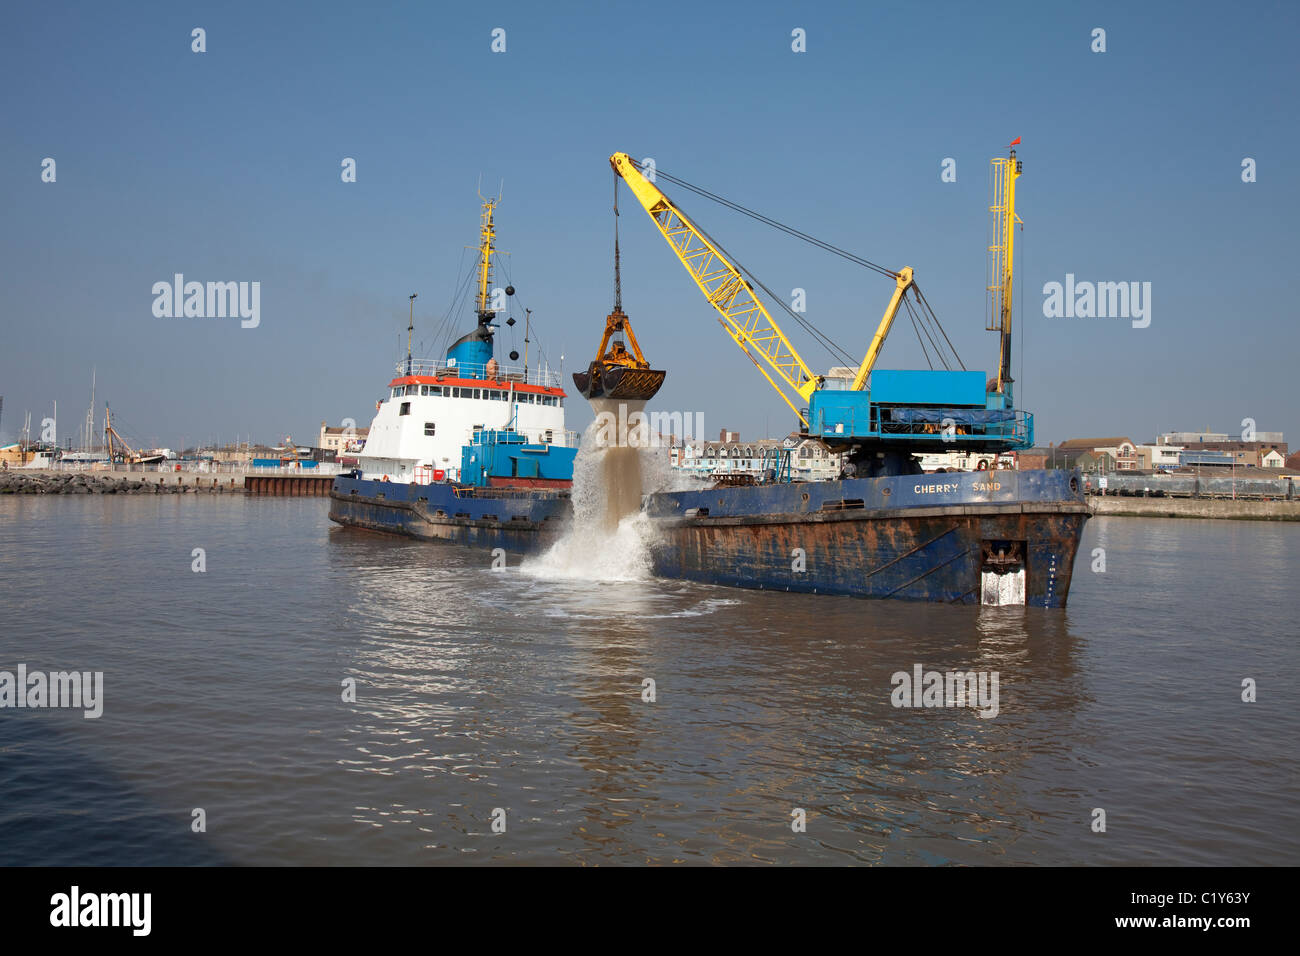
[
  {"x1": 988, "y1": 143, "x2": 1023, "y2": 395},
  {"x1": 475, "y1": 196, "x2": 498, "y2": 319}
]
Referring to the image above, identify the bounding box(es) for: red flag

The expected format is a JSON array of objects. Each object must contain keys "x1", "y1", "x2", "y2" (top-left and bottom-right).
[{"x1": 1009, "y1": 137, "x2": 1021, "y2": 147}]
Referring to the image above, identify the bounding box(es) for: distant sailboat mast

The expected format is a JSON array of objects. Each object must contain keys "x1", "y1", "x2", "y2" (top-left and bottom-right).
[{"x1": 83, "y1": 368, "x2": 96, "y2": 454}]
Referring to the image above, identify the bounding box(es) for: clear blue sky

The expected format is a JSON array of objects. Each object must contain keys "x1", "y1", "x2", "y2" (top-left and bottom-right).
[{"x1": 2, "y1": 0, "x2": 1296, "y2": 451}]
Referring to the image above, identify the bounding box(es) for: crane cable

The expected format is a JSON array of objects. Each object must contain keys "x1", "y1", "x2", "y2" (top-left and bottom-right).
[
  {"x1": 634, "y1": 159, "x2": 964, "y2": 373},
  {"x1": 644, "y1": 163, "x2": 899, "y2": 280},
  {"x1": 632, "y1": 167, "x2": 859, "y2": 372}
]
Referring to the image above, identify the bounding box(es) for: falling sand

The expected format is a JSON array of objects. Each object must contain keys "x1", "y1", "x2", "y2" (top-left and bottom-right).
[{"x1": 521, "y1": 399, "x2": 656, "y2": 581}]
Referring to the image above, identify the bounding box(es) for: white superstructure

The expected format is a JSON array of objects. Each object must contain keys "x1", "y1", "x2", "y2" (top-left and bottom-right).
[{"x1": 355, "y1": 359, "x2": 575, "y2": 483}]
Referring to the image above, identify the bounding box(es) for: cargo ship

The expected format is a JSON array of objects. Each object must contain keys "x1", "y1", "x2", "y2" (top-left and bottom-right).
[
  {"x1": 329, "y1": 195, "x2": 579, "y2": 553},
  {"x1": 330, "y1": 148, "x2": 1089, "y2": 606}
]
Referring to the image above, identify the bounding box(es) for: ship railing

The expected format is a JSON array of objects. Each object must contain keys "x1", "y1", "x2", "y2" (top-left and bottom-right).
[
  {"x1": 247, "y1": 463, "x2": 344, "y2": 476},
  {"x1": 395, "y1": 359, "x2": 561, "y2": 389},
  {"x1": 43, "y1": 461, "x2": 345, "y2": 475},
  {"x1": 812, "y1": 407, "x2": 1034, "y2": 448},
  {"x1": 470, "y1": 428, "x2": 581, "y2": 449},
  {"x1": 451, "y1": 485, "x2": 570, "y2": 499}
]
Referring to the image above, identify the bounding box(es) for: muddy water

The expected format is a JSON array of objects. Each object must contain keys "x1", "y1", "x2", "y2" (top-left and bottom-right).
[{"x1": 3, "y1": 499, "x2": 1297, "y2": 866}]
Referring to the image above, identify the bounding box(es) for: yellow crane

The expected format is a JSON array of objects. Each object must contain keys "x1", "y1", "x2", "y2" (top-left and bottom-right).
[
  {"x1": 987, "y1": 146, "x2": 1023, "y2": 394},
  {"x1": 609, "y1": 151, "x2": 917, "y2": 428},
  {"x1": 607, "y1": 148, "x2": 1031, "y2": 464}
]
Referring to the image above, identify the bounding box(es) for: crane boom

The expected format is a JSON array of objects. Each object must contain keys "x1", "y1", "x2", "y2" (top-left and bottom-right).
[
  {"x1": 610, "y1": 152, "x2": 819, "y2": 426},
  {"x1": 610, "y1": 152, "x2": 920, "y2": 427}
]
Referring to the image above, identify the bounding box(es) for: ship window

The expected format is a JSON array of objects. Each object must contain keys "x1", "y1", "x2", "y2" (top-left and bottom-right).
[
  {"x1": 424, "y1": 422, "x2": 435, "y2": 436},
  {"x1": 400, "y1": 402, "x2": 411, "y2": 416},
  {"x1": 430, "y1": 386, "x2": 442, "y2": 396},
  {"x1": 473, "y1": 389, "x2": 481, "y2": 400},
  {"x1": 391, "y1": 388, "x2": 400, "y2": 399}
]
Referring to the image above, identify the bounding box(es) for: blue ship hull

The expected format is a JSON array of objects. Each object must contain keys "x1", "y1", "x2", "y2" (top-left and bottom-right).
[
  {"x1": 329, "y1": 477, "x2": 572, "y2": 552},
  {"x1": 329, "y1": 469, "x2": 1089, "y2": 607}
]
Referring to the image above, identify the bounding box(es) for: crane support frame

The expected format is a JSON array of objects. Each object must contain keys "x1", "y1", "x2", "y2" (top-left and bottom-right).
[{"x1": 851, "y1": 268, "x2": 914, "y2": 391}]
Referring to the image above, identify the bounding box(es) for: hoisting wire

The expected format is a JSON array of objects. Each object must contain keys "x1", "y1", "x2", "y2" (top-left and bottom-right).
[
  {"x1": 913, "y1": 285, "x2": 966, "y2": 371},
  {"x1": 660, "y1": 187, "x2": 859, "y2": 375},
  {"x1": 635, "y1": 159, "x2": 966, "y2": 374},
  {"x1": 906, "y1": 295, "x2": 945, "y2": 370},
  {"x1": 640, "y1": 162, "x2": 899, "y2": 280},
  {"x1": 613, "y1": 173, "x2": 622, "y2": 312},
  {"x1": 905, "y1": 297, "x2": 934, "y2": 370}
]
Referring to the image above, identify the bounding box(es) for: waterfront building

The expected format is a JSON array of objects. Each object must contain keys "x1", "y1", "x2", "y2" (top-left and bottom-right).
[
  {"x1": 1058, "y1": 438, "x2": 1140, "y2": 470},
  {"x1": 1074, "y1": 450, "x2": 1116, "y2": 473},
  {"x1": 1138, "y1": 444, "x2": 1184, "y2": 471},
  {"x1": 319, "y1": 422, "x2": 371, "y2": 455}
]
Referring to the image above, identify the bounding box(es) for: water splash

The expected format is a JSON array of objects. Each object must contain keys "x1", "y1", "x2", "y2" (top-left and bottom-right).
[{"x1": 522, "y1": 400, "x2": 658, "y2": 582}]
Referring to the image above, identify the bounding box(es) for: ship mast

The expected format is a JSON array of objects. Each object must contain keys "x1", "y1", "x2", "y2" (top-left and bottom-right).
[
  {"x1": 84, "y1": 368, "x2": 95, "y2": 454},
  {"x1": 475, "y1": 195, "x2": 499, "y2": 324},
  {"x1": 406, "y1": 293, "x2": 417, "y2": 375}
]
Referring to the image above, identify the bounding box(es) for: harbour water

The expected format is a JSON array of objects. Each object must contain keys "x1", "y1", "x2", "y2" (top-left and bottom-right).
[{"x1": 1, "y1": 495, "x2": 1295, "y2": 865}]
